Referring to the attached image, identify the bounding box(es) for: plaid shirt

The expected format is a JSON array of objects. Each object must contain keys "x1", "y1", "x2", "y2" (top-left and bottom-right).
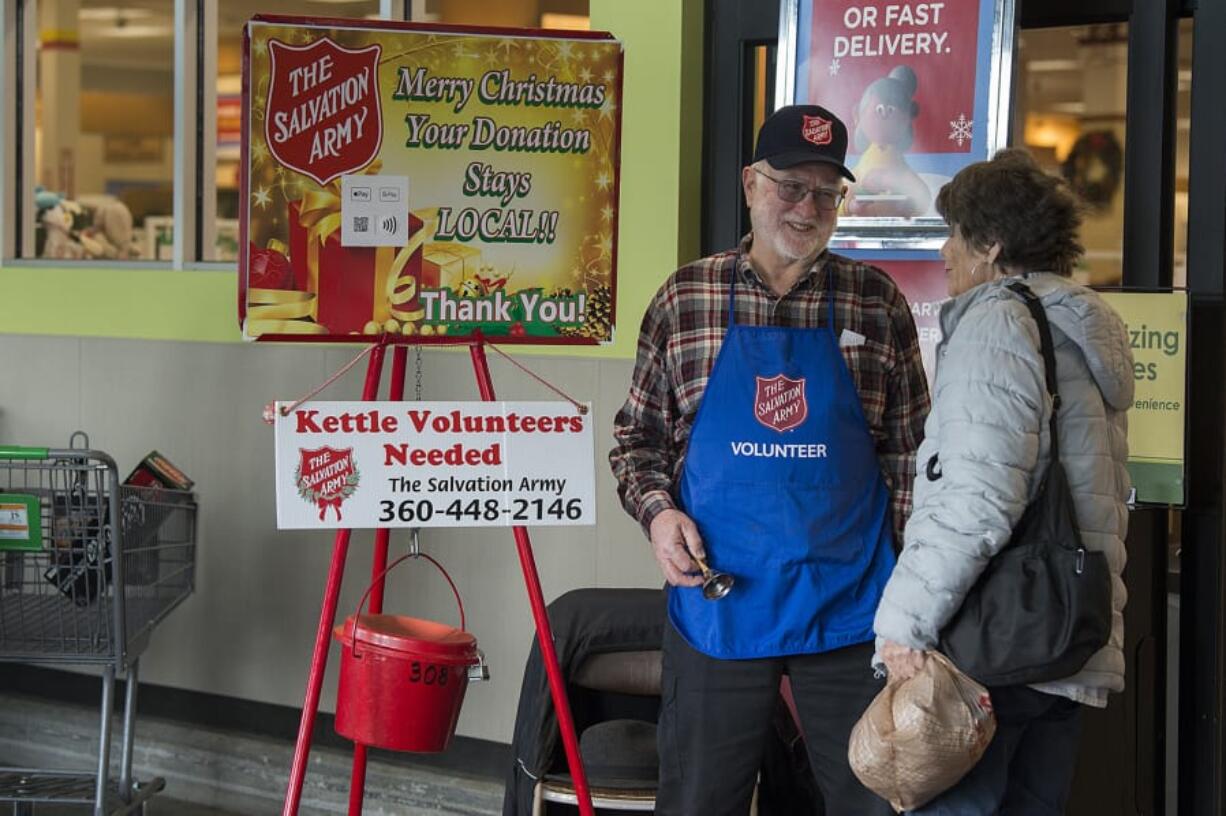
[{"x1": 610, "y1": 238, "x2": 930, "y2": 544}]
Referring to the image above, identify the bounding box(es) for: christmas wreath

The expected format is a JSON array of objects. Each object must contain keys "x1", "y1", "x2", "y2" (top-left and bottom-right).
[{"x1": 1062, "y1": 130, "x2": 1123, "y2": 211}]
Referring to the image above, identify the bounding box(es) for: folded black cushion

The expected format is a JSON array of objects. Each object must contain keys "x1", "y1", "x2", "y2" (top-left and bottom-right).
[{"x1": 578, "y1": 719, "x2": 658, "y2": 788}]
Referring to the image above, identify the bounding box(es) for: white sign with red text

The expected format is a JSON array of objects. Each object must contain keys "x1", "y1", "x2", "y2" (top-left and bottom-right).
[{"x1": 274, "y1": 400, "x2": 595, "y2": 529}]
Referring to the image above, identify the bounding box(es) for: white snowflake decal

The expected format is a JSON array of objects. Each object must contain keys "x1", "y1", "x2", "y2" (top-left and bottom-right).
[
  {"x1": 949, "y1": 114, "x2": 973, "y2": 147},
  {"x1": 828, "y1": 58, "x2": 841, "y2": 76}
]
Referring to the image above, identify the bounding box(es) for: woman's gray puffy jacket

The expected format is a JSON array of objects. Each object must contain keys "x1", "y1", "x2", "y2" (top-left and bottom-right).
[{"x1": 873, "y1": 272, "x2": 1134, "y2": 707}]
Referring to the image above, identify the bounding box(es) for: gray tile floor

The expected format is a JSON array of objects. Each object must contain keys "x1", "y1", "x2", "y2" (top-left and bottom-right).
[
  {"x1": 0, "y1": 692, "x2": 503, "y2": 815},
  {"x1": 11, "y1": 800, "x2": 239, "y2": 815}
]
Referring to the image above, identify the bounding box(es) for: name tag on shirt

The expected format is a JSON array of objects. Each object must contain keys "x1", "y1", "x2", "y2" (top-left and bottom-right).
[{"x1": 839, "y1": 329, "x2": 866, "y2": 348}]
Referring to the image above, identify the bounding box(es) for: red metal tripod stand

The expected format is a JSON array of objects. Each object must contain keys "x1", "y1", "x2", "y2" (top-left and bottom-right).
[{"x1": 280, "y1": 337, "x2": 594, "y2": 816}]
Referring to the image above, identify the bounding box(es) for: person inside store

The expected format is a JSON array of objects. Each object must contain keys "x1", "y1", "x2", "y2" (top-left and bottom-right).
[
  {"x1": 873, "y1": 148, "x2": 1134, "y2": 815},
  {"x1": 610, "y1": 104, "x2": 930, "y2": 816}
]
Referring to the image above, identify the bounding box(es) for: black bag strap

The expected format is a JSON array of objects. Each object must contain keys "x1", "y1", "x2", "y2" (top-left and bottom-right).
[{"x1": 1005, "y1": 281, "x2": 1061, "y2": 462}]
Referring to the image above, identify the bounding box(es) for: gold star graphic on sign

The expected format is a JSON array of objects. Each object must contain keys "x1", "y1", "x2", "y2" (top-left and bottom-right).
[
  {"x1": 595, "y1": 171, "x2": 612, "y2": 191},
  {"x1": 601, "y1": 204, "x2": 614, "y2": 222},
  {"x1": 598, "y1": 96, "x2": 617, "y2": 121},
  {"x1": 579, "y1": 67, "x2": 593, "y2": 83},
  {"x1": 557, "y1": 41, "x2": 575, "y2": 61},
  {"x1": 253, "y1": 186, "x2": 272, "y2": 209}
]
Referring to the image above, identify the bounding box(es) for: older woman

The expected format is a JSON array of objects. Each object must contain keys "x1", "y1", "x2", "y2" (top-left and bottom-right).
[{"x1": 873, "y1": 148, "x2": 1133, "y2": 815}]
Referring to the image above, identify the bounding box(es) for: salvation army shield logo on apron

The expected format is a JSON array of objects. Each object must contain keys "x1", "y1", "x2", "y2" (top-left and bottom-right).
[
  {"x1": 754, "y1": 374, "x2": 808, "y2": 432},
  {"x1": 265, "y1": 37, "x2": 383, "y2": 186}
]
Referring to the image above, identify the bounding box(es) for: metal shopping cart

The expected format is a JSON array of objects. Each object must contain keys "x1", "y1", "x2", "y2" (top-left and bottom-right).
[{"x1": 0, "y1": 433, "x2": 197, "y2": 815}]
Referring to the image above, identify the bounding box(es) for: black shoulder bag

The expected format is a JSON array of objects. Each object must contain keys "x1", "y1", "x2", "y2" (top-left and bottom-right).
[{"x1": 937, "y1": 281, "x2": 1113, "y2": 687}]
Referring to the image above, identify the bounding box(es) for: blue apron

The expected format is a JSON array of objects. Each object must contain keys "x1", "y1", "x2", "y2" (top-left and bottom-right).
[{"x1": 670, "y1": 268, "x2": 897, "y2": 659}]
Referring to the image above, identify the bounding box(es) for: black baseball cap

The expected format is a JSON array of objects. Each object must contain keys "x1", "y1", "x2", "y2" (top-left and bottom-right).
[{"x1": 752, "y1": 104, "x2": 856, "y2": 182}]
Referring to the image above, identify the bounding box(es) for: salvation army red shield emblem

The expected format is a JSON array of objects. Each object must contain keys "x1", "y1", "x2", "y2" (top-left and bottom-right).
[
  {"x1": 295, "y1": 446, "x2": 360, "y2": 521},
  {"x1": 802, "y1": 114, "x2": 833, "y2": 146},
  {"x1": 754, "y1": 374, "x2": 808, "y2": 432},
  {"x1": 265, "y1": 37, "x2": 383, "y2": 186}
]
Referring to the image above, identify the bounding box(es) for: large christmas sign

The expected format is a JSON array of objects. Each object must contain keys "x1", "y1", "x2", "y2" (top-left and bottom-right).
[
  {"x1": 241, "y1": 17, "x2": 623, "y2": 343},
  {"x1": 779, "y1": 0, "x2": 1010, "y2": 226}
]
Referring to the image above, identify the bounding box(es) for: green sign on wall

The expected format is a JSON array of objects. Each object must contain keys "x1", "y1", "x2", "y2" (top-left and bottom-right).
[{"x1": 1101, "y1": 291, "x2": 1187, "y2": 506}]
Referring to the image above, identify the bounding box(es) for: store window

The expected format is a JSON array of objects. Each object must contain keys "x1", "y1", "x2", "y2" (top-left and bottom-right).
[
  {"x1": 21, "y1": 0, "x2": 593, "y2": 265},
  {"x1": 1014, "y1": 24, "x2": 1129, "y2": 287},
  {"x1": 208, "y1": 0, "x2": 385, "y2": 262},
  {"x1": 31, "y1": 0, "x2": 174, "y2": 262}
]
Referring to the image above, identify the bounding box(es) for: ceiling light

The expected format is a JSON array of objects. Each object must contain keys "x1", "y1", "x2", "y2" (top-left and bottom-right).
[
  {"x1": 1027, "y1": 58, "x2": 1079, "y2": 72},
  {"x1": 1049, "y1": 101, "x2": 1087, "y2": 115},
  {"x1": 541, "y1": 13, "x2": 590, "y2": 31},
  {"x1": 94, "y1": 24, "x2": 173, "y2": 38},
  {"x1": 79, "y1": 7, "x2": 153, "y2": 21}
]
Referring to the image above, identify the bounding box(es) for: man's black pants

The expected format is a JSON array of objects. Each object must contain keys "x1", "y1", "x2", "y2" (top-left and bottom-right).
[{"x1": 656, "y1": 622, "x2": 894, "y2": 816}]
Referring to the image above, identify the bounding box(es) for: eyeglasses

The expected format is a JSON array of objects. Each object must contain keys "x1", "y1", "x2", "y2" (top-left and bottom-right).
[{"x1": 753, "y1": 167, "x2": 846, "y2": 211}]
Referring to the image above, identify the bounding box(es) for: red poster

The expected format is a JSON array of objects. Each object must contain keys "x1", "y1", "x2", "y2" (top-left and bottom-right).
[
  {"x1": 807, "y1": 1, "x2": 978, "y2": 154},
  {"x1": 803, "y1": 0, "x2": 982, "y2": 218},
  {"x1": 874, "y1": 256, "x2": 949, "y2": 385}
]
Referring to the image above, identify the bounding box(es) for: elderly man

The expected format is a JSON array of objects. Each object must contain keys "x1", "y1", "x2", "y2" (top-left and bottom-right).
[{"x1": 610, "y1": 104, "x2": 929, "y2": 815}]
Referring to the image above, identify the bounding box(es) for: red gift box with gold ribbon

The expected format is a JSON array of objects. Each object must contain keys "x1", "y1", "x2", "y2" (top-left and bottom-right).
[{"x1": 287, "y1": 184, "x2": 428, "y2": 335}]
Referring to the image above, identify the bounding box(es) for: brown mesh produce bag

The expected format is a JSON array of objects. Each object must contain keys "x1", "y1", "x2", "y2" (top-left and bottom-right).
[{"x1": 848, "y1": 651, "x2": 996, "y2": 812}]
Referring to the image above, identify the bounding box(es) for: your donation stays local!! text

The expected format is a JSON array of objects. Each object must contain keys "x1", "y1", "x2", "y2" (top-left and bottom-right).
[{"x1": 292, "y1": 408, "x2": 585, "y2": 466}]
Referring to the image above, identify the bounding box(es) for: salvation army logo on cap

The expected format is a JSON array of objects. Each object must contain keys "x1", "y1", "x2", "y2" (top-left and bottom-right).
[
  {"x1": 754, "y1": 374, "x2": 808, "y2": 433},
  {"x1": 295, "y1": 446, "x2": 361, "y2": 521},
  {"x1": 802, "y1": 115, "x2": 834, "y2": 147}
]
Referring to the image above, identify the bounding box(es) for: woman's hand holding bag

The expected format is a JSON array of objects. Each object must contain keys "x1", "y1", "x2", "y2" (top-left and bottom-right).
[{"x1": 849, "y1": 652, "x2": 996, "y2": 812}]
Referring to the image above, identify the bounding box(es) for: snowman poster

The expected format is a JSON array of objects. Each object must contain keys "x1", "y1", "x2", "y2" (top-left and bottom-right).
[{"x1": 777, "y1": 0, "x2": 1012, "y2": 230}]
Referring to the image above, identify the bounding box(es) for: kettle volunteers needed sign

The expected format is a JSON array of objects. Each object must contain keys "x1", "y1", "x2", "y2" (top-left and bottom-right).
[
  {"x1": 241, "y1": 17, "x2": 623, "y2": 343},
  {"x1": 275, "y1": 401, "x2": 595, "y2": 529}
]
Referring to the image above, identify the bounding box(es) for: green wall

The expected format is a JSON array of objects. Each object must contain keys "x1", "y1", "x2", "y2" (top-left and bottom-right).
[{"x1": 1, "y1": 1, "x2": 704, "y2": 361}]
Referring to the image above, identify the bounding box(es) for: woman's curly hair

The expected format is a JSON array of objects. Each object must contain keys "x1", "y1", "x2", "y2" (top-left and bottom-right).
[{"x1": 935, "y1": 148, "x2": 1084, "y2": 276}]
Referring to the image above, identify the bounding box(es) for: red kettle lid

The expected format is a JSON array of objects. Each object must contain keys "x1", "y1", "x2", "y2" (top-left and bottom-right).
[{"x1": 335, "y1": 613, "x2": 476, "y2": 659}]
